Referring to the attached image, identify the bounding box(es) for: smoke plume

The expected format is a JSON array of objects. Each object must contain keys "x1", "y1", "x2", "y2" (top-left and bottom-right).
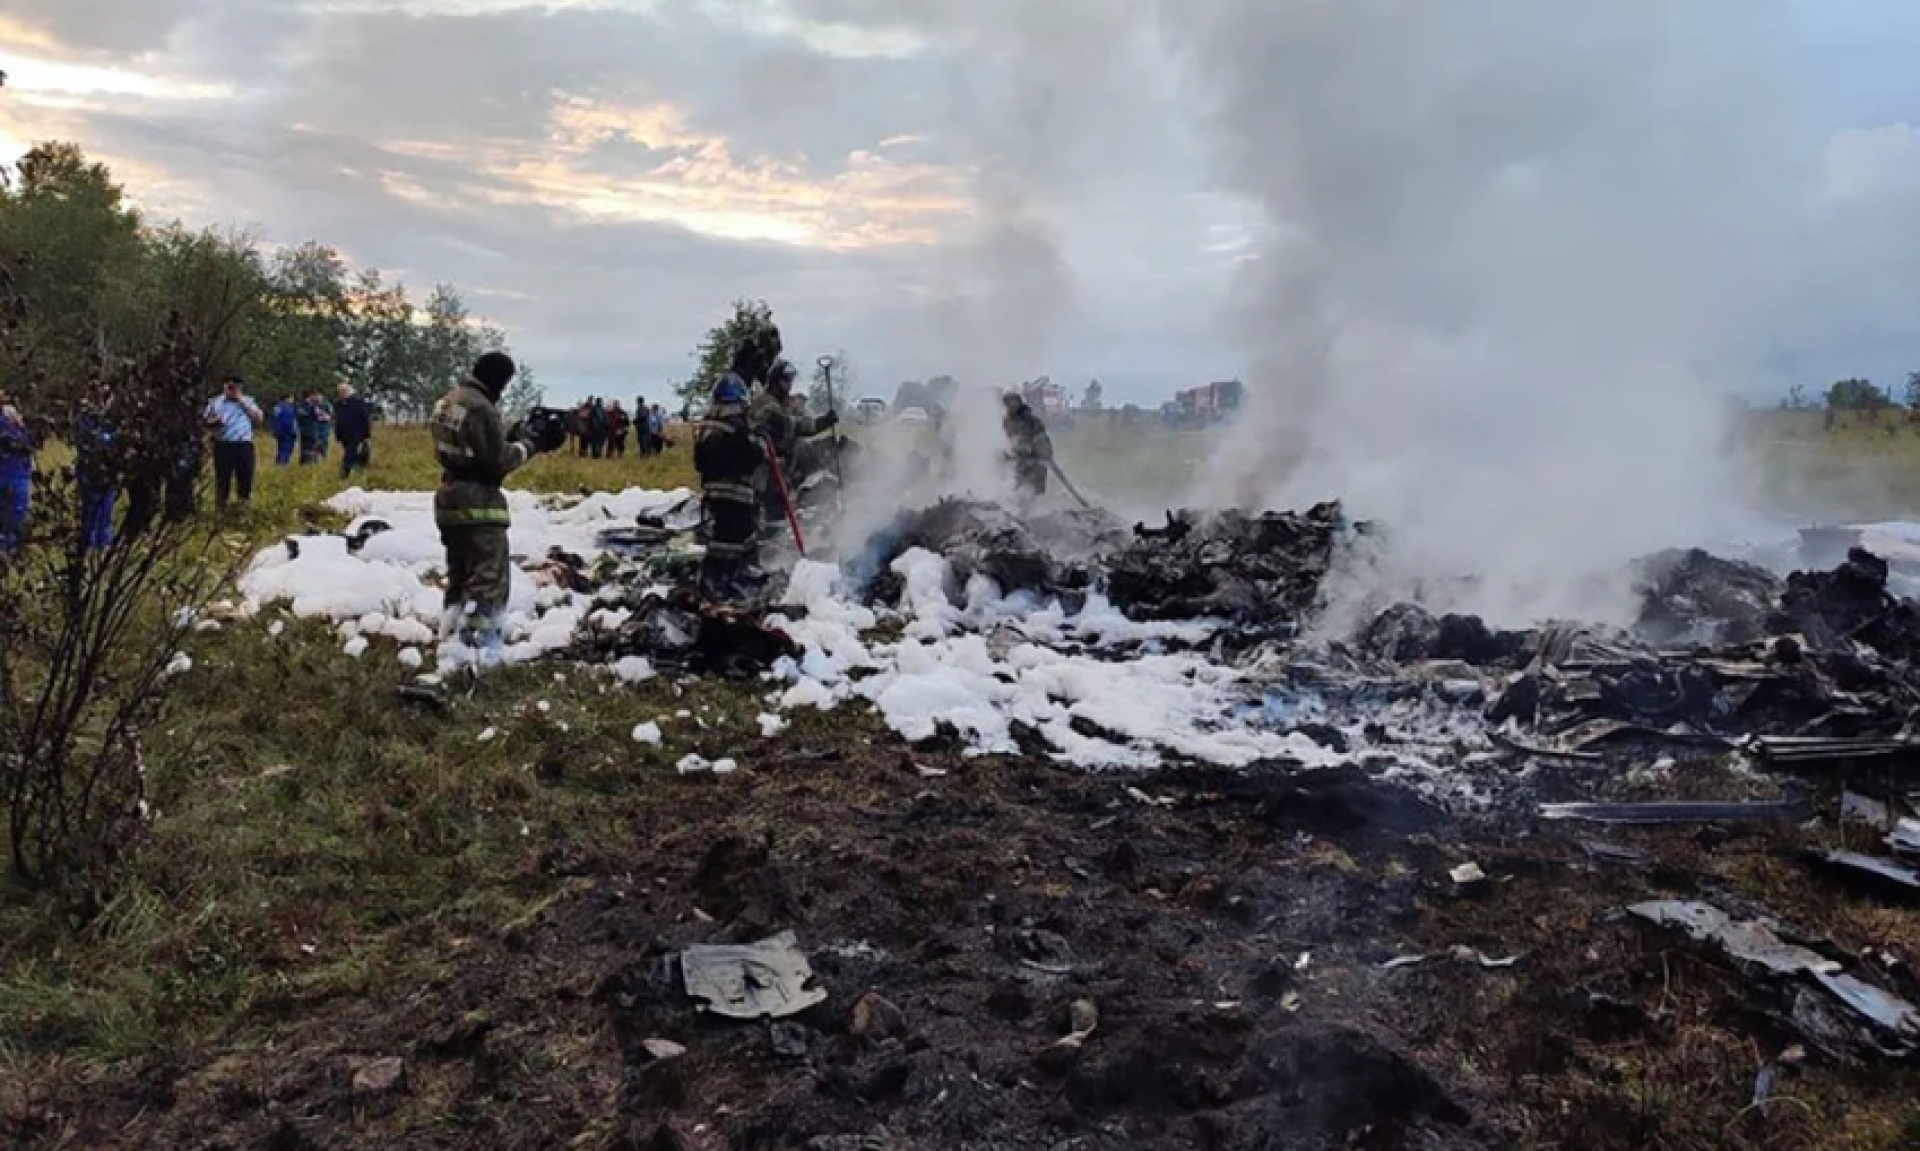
[{"x1": 1161, "y1": 0, "x2": 1806, "y2": 623}]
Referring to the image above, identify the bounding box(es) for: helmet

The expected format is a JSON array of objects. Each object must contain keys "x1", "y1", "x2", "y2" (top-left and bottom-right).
[
  {"x1": 768, "y1": 359, "x2": 798, "y2": 389},
  {"x1": 712, "y1": 376, "x2": 748, "y2": 405}
]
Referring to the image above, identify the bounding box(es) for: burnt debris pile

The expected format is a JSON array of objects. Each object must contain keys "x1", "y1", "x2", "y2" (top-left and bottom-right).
[
  {"x1": 1631, "y1": 547, "x2": 1781, "y2": 648},
  {"x1": 1479, "y1": 544, "x2": 1920, "y2": 751},
  {"x1": 858, "y1": 499, "x2": 1127, "y2": 604},
  {"x1": 1105, "y1": 502, "x2": 1353, "y2": 629},
  {"x1": 571, "y1": 588, "x2": 799, "y2": 679}
]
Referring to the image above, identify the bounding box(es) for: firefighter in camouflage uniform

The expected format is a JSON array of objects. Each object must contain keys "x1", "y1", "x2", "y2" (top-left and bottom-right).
[
  {"x1": 749, "y1": 358, "x2": 838, "y2": 520},
  {"x1": 1001, "y1": 391, "x2": 1054, "y2": 509},
  {"x1": 430, "y1": 352, "x2": 560, "y2": 662}
]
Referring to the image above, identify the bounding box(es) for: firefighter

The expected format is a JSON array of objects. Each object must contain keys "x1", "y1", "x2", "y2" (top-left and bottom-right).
[
  {"x1": 750, "y1": 358, "x2": 838, "y2": 516},
  {"x1": 429, "y1": 352, "x2": 560, "y2": 664},
  {"x1": 1001, "y1": 391, "x2": 1054, "y2": 508},
  {"x1": 695, "y1": 374, "x2": 767, "y2": 602}
]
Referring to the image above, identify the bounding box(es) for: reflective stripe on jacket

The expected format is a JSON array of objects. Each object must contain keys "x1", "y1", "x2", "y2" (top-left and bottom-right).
[{"x1": 431, "y1": 378, "x2": 528, "y2": 529}]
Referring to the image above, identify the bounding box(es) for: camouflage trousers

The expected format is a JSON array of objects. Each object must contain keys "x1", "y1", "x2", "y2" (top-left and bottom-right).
[{"x1": 441, "y1": 525, "x2": 512, "y2": 617}]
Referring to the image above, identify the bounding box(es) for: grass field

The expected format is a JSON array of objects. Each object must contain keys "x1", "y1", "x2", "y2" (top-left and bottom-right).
[{"x1": 5, "y1": 412, "x2": 1920, "y2": 1148}]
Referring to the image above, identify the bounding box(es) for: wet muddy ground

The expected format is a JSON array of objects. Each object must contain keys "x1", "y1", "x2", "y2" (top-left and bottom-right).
[{"x1": 8, "y1": 724, "x2": 1920, "y2": 1151}]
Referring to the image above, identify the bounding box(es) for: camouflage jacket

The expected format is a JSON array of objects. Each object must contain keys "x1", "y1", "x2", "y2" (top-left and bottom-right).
[
  {"x1": 430, "y1": 378, "x2": 529, "y2": 527},
  {"x1": 1003, "y1": 406, "x2": 1054, "y2": 465},
  {"x1": 748, "y1": 389, "x2": 824, "y2": 466}
]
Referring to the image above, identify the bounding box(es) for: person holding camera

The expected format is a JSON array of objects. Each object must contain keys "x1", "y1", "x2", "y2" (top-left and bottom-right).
[
  {"x1": 429, "y1": 352, "x2": 561, "y2": 664},
  {"x1": 203, "y1": 376, "x2": 263, "y2": 510}
]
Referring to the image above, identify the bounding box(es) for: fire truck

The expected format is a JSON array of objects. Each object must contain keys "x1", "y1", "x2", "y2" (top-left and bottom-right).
[
  {"x1": 1173, "y1": 380, "x2": 1245, "y2": 425},
  {"x1": 1020, "y1": 377, "x2": 1071, "y2": 419}
]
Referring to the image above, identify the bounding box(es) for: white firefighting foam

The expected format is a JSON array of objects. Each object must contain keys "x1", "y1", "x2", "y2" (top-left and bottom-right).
[{"x1": 236, "y1": 487, "x2": 1344, "y2": 770}]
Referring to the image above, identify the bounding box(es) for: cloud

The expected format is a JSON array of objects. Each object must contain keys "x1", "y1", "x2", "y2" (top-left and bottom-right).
[{"x1": 4, "y1": 0, "x2": 1920, "y2": 426}]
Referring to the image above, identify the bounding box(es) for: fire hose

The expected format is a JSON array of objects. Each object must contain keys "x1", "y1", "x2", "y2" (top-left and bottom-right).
[
  {"x1": 764, "y1": 439, "x2": 807, "y2": 557},
  {"x1": 1048, "y1": 459, "x2": 1095, "y2": 512}
]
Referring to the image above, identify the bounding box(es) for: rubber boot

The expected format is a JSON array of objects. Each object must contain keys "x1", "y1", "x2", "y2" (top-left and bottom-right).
[{"x1": 465, "y1": 610, "x2": 505, "y2": 669}]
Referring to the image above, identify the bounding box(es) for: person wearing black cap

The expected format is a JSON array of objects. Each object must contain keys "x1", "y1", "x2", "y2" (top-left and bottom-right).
[{"x1": 429, "y1": 351, "x2": 552, "y2": 664}]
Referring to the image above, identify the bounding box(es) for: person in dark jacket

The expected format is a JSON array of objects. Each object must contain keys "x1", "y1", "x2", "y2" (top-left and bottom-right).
[
  {"x1": 695, "y1": 372, "x2": 766, "y2": 602},
  {"x1": 430, "y1": 352, "x2": 561, "y2": 664},
  {"x1": 271, "y1": 396, "x2": 299, "y2": 465},
  {"x1": 75, "y1": 409, "x2": 118, "y2": 550},
  {"x1": 0, "y1": 388, "x2": 33, "y2": 554},
  {"x1": 334, "y1": 381, "x2": 373, "y2": 478},
  {"x1": 1001, "y1": 391, "x2": 1054, "y2": 509},
  {"x1": 296, "y1": 391, "x2": 328, "y2": 464},
  {"x1": 608, "y1": 400, "x2": 631, "y2": 458},
  {"x1": 586, "y1": 397, "x2": 609, "y2": 459}
]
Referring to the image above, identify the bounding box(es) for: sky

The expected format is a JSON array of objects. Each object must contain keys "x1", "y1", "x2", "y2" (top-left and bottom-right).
[{"x1": 3, "y1": 0, "x2": 1920, "y2": 409}]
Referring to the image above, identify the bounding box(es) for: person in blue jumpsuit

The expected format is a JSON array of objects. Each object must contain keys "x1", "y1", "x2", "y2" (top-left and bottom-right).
[
  {"x1": 0, "y1": 388, "x2": 31, "y2": 554},
  {"x1": 271, "y1": 395, "x2": 300, "y2": 466}
]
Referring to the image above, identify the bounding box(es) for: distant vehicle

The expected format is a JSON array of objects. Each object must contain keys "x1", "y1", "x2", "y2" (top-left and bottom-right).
[
  {"x1": 1172, "y1": 380, "x2": 1245, "y2": 426},
  {"x1": 854, "y1": 397, "x2": 887, "y2": 425},
  {"x1": 896, "y1": 406, "x2": 931, "y2": 425}
]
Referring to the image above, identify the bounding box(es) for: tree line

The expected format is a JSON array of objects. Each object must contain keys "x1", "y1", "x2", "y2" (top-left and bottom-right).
[
  {"x1": 1780, "y1": 375, "x2": 1920, "y2": 423},
  {"x1": 0, "y1": 142, "x2": 540, "y2": 420}
]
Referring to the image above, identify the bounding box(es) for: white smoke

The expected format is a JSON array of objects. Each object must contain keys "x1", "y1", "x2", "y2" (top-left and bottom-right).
[{"x1": 1160, "y1": 0, "x2": 1807, "y2": 623}]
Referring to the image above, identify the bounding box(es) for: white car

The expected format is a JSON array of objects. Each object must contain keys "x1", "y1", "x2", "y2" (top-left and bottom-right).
[{"x1": 896, "y1": 406, "x2": 931, "y2": 425}]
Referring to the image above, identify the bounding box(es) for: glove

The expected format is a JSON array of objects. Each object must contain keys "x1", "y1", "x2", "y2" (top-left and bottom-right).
[
  {"x1": 508, "y1": 420, "x2": 540, "y2": 456},
  {"x1": 815, "y1": 410, "x2": 839, "y2": 432}
]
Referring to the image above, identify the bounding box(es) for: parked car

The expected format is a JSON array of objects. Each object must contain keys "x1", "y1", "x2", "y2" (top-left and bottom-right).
[{"x1": 855, "y1": 397, "x2": 888, "y2": 425}]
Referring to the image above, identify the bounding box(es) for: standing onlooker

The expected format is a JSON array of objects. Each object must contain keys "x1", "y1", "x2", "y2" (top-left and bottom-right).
[
  {"x1": 634, "y1": 395, "x2": 652, "y2": 456},
  {"x1": 587, "y1": 397, "x2": 609, "y2": 459},
  {"x1": 0, "y1": 388, "x2": 33, "y2": 553},
  {"x1": 651, "y1": 403, "x2": 668, "y2": 454},
  {"x1": 572, "y1": 402, "x2": 591, "y2": 456},
  {"x1": 76, "y1": 409, "x2": 118, "y2": 550},
  {"x1": 271, "y1": 395, "x2": 299, "y2": 465},
  {"x1": 204, "y1": 376, "x2": 263, "y2": 510},
  {"x1": 608, "y1": 400, "x2": 630, "y2": 458},
  {"x1": 298, "y1": 390, "x2": 333, "y2": 465},
  {"x1": 334, "y1": 381, "x2": 373, "y2": 479}
]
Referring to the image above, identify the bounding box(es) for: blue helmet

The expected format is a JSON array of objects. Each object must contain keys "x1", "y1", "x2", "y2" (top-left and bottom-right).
[{"x1": 712, "y1": 375, "x2": 748, "y2": 405}]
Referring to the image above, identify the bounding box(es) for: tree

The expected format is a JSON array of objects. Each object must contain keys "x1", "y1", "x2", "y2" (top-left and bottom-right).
[
  {"x1": 0, "y1": 143, "x2": 144, "y2": 399},
  {"x1": 1783, "y1": 383, "x2": 1812, "y2": 411},
  {"x1": 1827, "y1": 378, "x2": 1891, "y2": 413},
  {"x1": 501, "y1": 363, "x2": 544, "y2": 418},
  {"x1": 251, "y1": 242, "x2": 352, "y2": 404},
  {"x1": 132, "y1": 225, "x2": 270, "y2": 383},
  {"x1": 1905, "y1": 371, "x2": 1920, "y2": 414},
  {"x1": 1082, "y1": 379, "x2": 1104, "y2": 412},
  {"x1": 0, "y1": 294, "x2": 237, "y2": 895},
  {"x1": 676, "y1": 299, "x2": 778, "y2": 406}
]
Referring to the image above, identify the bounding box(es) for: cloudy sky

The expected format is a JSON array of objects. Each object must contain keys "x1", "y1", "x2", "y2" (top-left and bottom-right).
[{"x1": 4, "y1": 0, "x2": 1920, "y2": 408}]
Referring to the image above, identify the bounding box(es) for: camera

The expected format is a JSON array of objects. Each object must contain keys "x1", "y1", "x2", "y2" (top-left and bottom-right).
[{"x1": 523, "y1": 406, "x2": 571, "y2": 454}]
